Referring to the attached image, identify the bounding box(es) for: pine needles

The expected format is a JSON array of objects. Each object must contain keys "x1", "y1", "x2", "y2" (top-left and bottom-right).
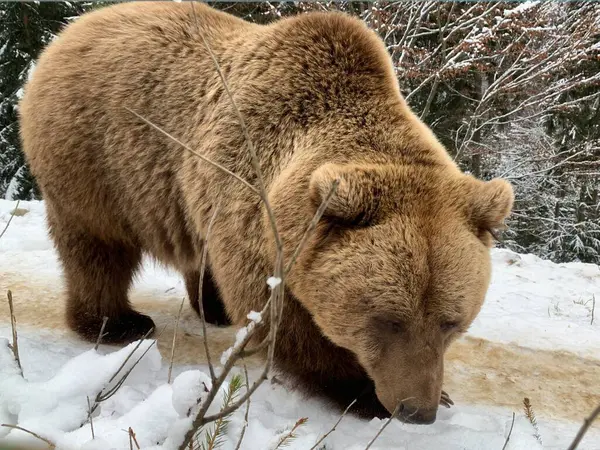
[{"x1": 197, "y1": 374, "x2": 244, "y2": 450}]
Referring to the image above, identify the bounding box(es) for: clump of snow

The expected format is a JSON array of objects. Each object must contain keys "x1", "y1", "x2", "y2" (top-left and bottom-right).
[
  {"x1": 171, "y1": 370, "x2": 211, "y2": 417},
  {"x1": 247, "y1": 310, "x2": 262, "y2": 323},
  {"x1": 504, "y1": 1, "x2": 540, "y2": 17},
  {"x1": 220, "y1": 325, "x2": 252, "y2": 366},
  {"x1": 220, "y1": 310, "x2": 264, "y2": 365},
  {"x1": 267, "y1": 276, "x2": 282, "y2": 289},
  {"x1": 0, "y1": 337, "x2": 162, "y2": 448}
]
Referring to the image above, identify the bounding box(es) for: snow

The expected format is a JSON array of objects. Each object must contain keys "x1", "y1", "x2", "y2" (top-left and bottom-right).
[
  {"x1": 3, "y1": 165, "x2": 23, "y2": 201},
  {"x1": 503, "y1": 1, "x2": 540, "y2": 18},
  {"x1": 267, "y1": 276, "x2": 282, "y2": 289},
  {"x1": 1, "y1": 199, "x2": 599, "y2": 450}
]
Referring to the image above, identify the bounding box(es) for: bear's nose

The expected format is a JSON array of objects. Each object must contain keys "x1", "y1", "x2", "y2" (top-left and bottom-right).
[{"x1": 398, "y1": 404, "x2": 437, "y2": 424}]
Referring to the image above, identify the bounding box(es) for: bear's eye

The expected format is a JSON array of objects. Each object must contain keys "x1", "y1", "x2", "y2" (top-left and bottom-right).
[
  {"x1": 440, "y1": 321, "x2": 460, "y2": 332},
  {"x1": 377, "y1": 318, "x2": 406, "y2": 334}
]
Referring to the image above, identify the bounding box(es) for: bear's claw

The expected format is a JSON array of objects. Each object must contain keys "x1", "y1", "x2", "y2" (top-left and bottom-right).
[{"x1": 440, "y1": 390, "x2": 454, "y2": 408}]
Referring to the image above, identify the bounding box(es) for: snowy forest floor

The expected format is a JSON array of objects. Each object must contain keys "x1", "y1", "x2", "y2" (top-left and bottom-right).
[{"x1": 1, "y1": 199, "x2": 599, "y2": 450}]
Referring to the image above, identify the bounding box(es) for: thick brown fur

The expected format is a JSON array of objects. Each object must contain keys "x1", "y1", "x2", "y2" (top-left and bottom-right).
[{"x1": 19, "y1": 2, "x2": 513, "y2": 423}]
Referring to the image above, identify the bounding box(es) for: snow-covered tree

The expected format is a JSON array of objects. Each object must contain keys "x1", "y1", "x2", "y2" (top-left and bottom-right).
[{"x1": 0, "y1": 1, "x2": 91, "y2": 200}]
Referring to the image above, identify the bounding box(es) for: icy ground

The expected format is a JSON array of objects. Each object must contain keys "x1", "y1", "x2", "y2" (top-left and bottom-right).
[{"x1": 1, "y1": 199, "x2": 599, "y2": 450}]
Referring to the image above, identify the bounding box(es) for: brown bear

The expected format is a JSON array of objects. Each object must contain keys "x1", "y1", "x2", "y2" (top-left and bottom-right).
[{"x1": 19, "y1": 1, "x2": 513, "y2": 424}]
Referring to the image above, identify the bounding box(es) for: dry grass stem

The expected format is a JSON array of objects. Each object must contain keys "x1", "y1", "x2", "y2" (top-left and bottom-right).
[
  {"x1": 168, "y1": 298, "x2": 185, "y2": 384},
  {"x1": 0, "y1": 199, "x2": 20, "y2": 240},
  {"x1": 567, "y1": 404, "x2": 600, "y2": 450},
  {"x1": 199, "y1": 203, "x2": 221, "y2": 383},
  {"x1": 86, "y1": 396, "x2": 95, "y2": 439},
  {"x1": 501, "y1": 412, "x2": 516, "y2": 450},
  {"x1": 125, "y1": 107, "x2": 258, "y2": 196},
  {"x1": 1, "y1": 423, "x2": 56, "y2": 448},
  {"x1": 591, "y1": 294, "x2": 595, "y2": 326},
  {"x1": 233, "y1": 363, "x2": 251, "y2": 450},
  {"x1": 7, "y1": 290, "x2": 22, "y2": 376},
  {"x1": 189, "y1": 3, "x2": 281, "y2": 251},
  {"x1": 128, "y1": 427, "x2": 141, "y2": 450},
  {"x1": 309, "y1": 399, "x2": 357, "y2": 450},
  {"x1": 94, "y1": 316, "x2": 109, "y2": 351},
  {"x1": 88, "y1": 326, "x2": 162, "y2": 419},
  {"x1": 364, "y1": 402, "x2": 403, "y2": 450}
]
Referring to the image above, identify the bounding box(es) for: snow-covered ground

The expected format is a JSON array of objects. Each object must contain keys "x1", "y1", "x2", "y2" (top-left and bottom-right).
[{"x1": 1, "y1": 199, "x2": 599, "y2": 450}]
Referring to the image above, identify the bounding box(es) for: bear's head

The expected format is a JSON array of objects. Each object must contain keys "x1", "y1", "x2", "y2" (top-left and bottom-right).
[{"x1": 290, "y1": 162, "x2": 513, "y2": 424}]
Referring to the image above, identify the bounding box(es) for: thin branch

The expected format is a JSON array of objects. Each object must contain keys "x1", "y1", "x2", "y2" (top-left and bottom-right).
[
  {"x1": 87, "y1": 326, "x2": 162, "y2": 420},
  {"x1": 94, "y1": 316, "x2": 109, "y2": 351},
  {"x1": 567, "y1": 404, "x2": 600, "y2": 450},
  {"x1": 274, "y1": 417, "x2": 308, "y2": 449},
  {"x1": 177, "y1": 5, "x2": 286, "y2": 449},
  {"x1": 0, "y1": 199, "x2": 20, "y2": 240},
  {"x1": 364, "y1": 402, "x2": 403, "y2": 450},
  {"x1": 129, "y1": 427, "x2": 141, "y2": 450},
  {"x1": 309, "y1": 399, "x2": 357, "y2": 450},
  {"x1": 199, "y1": 203, "x2": 221, "y2": 383},
  {"x1": 187, "y1": 293, "x2": 273, "y2": 429},
  {"x1": 189, "y1": 2, "x2": 282, "y2": 253},
  {"x1": 1, "y1": 424, "x2": 56, "y2": 448},
  {"x1": 168, "y1": 298, "x2": 185, "y2": 384},
  {"x1": 233, "y1": 363, "x2": 251, "y2": 450},
  {"x1": 7, "y1": 290, "x2": 22, "y2": 376},
  {"x1": 501, "y1": 412, "x2": 516, "y2": 450},
  {"x1": 86, "y1": 396, "x2": 95, "y2": 439},
  {"x1": 125, "y1": 108, "x2": 258, "y2": 196}
]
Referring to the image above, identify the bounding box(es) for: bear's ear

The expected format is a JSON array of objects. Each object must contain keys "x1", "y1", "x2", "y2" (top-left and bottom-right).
[
  {"x1": 309, "y1": 163, "x2": 384, "y2": 226},
  {"x1": 470, "y1": 178, "x2": 514, "y2": 234}
]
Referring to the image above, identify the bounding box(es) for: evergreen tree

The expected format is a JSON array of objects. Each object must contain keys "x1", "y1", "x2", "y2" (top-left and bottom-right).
[{"x1": 0, "y1": 1, "x2": 90, "y2": 200}]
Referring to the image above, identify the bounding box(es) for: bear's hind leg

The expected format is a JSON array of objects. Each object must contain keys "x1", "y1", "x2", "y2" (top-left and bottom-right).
[
  {"x1": 48, "y1": 211, "x2": 154, "y2": 343},
  {"x1": 184, "y1": 269, "x2": 231, "y2": 326}
]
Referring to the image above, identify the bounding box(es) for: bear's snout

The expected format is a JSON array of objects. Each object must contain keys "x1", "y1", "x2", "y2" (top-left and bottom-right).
[{"x1": 398, "y1": 403, "x2": 437, "y2": 425}]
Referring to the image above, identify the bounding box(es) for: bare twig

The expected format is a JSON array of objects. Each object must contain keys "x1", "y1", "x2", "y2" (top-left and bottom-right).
[
  {"x1": 182, "y1": 294, "x2": 273, "y2": 443},
  {"x1": 0, "y1": 199, "x2": 20, "y2": 240},
  {"x1": 94, "y1": 316, "x2": 109, "y2": 351},
  {"x1": 190, "y1": 4, "x2": 280, "y2": 251},
  {"x1": 86, "y1": 396, "x2": 95, "y2": 439},
  {"x1": 178, "y1": 5, "x2": 286, "y2": 449},
  {"x1": 125, "y1": 108, "x2": 258, "y2": 196},
  {"x1": 309, "y1": 399, "x2": 357, "y2": 450},
  {"x1": 129, "y1": 427, "x2": 141, "y2": 450},
  {"x1": 7, "y1": 290, "x2": 22, "y2": 376},
  {"x1": 168, "y1": 298, "x2": 185, "y2": 384},
  {"x1": 87, "y1": 326, "x2": 162, "y2": 419},
  {"x1": 364, "y1": 402, "x2": 403, "y2": 450},
  {"x1": 179, "y1": 4, "x2": 346, "y2": 447},
  {"x1": 199, "y1": 203, "x2": 220, "y2": 384},
  {"x1": 1, "y1": 424, "x2": 56, "y2": 448},
  {"x1": 274, "y1": 417, "x2": 308, "y2": 449},
  {"x1": 233, "y1": 363, "x2": 251, "y2": 450},
  {"x1": 567, "y1": 404, "x2": 600, "y2": 450},
  {"x1": 501, "y1": 412, "x2": 516, "y2": 450},
  {"x1": 591, "y1": 294, "x2": 595, "y2": 326}
]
